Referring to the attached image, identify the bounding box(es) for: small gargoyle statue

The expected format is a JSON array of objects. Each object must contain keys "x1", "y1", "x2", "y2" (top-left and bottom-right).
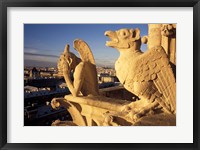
[
  {"x1": 105, "y1": 28, "x2": 176, "y2": 119},
  {"x1": 57, "y1": 39, "x2": 99, "y2": 97}
]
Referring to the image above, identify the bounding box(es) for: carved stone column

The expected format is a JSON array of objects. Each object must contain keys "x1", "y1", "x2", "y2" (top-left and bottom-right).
[
  {"x1": 161, "y1": 24, "x2": 176, "y2": 65},
  {"x1": 148, "y1": 24, "x2": 162, "y2": 49},
  {"x1": 143, "y1": 24, "x2": 176, "y2": 66}
]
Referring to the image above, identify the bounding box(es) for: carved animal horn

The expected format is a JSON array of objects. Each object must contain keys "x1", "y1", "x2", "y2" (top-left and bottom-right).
[
  {"x1": 64, "y1": 44, "x2": 70, "y2": 55},
  {"x1": 130, "y1": 28, "x2": 141, "y2": 41}
]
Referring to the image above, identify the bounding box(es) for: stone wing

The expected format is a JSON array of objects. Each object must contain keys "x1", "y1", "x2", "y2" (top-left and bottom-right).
[
  {"x1": 73, "y1": 39, "x2": 95, "y2": 65},
  {"x1": 134, "y1": 46, "x2": 176, "y2": 113}
]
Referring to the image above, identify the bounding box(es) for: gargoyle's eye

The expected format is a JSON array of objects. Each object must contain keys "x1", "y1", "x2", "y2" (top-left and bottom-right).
[{"x1": 120, "y1": 30, "x2": 129, "y2": 37}]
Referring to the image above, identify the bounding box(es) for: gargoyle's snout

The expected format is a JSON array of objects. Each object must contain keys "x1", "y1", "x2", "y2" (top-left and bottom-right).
[
  {"x1": 104, "y1": 30, "x2": 118, "y2": 47},
  {"x1": 104, "y1": 31, "x2": 113, "y2": 36},
  {"x1": 104, "y1": 31, "x2": 117, "y2": 38}
]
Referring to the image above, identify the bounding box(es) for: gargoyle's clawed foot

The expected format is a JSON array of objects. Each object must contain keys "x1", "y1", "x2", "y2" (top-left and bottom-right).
[
  {"x1": 103, "y1": 112, "x2": 120, "y2": 126},
  {"x1": 133, "y1": 101, "x2": 159, "y2": 121},
  {"x1": 133, "y1": 110, "x2": 154, "y2": 120}
]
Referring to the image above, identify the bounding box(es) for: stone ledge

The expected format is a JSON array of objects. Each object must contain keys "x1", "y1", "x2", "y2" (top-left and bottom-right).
[{"x1": 64, "y1": 95, "x2": 131, "y2": 112}]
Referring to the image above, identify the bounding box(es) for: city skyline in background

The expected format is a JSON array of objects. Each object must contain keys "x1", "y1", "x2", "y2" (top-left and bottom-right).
[{"x1": 24, "y1": 24, "x2": 148, "y2": 67}]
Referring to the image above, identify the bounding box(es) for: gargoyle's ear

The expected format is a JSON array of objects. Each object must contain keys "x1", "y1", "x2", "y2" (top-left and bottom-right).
[
  {"x1": 130, "y1": 28, "x2": 140, "y2": 41},
  {"x1": 67, "y1": 57, "x2": 73, "y2": 66}
]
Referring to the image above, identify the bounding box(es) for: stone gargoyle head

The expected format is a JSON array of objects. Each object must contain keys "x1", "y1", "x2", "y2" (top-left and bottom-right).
[
  {"x1": 105, "y1": 28, "x2": 141, "y2": 51},
  {"x1": 57, "y1": 44, "x2": 81, "y2": 76}
]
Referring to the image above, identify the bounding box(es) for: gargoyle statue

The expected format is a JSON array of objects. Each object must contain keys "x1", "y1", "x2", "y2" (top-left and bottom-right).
[
  {"x1": 105, "y1": 28, "x2": 176, "y2": 119},
  {"x1": 57, "y1": 39, "x2": 99, "y2": 97}
]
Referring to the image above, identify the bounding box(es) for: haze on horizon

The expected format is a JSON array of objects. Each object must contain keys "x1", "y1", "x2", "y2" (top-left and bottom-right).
[{"x1": 24, "y1": 24, "x2": 148, "y2": 68}]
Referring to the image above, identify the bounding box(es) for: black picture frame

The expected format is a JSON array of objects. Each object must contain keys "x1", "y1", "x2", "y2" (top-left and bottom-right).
[{"x1": 0, "y1": 0, "x2": 199, "y2": 150}]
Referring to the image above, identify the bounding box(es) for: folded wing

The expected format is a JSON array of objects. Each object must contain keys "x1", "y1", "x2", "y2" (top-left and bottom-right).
[
  {"x1": 73, "y1": 39, "x2": 96, "y2": 65},
  {"x1": 134, "y1": 46, "x2": 176, "y2": 113}
]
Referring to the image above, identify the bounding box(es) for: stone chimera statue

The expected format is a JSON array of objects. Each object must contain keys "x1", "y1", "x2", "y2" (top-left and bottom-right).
[{"x1": 105, "y1": 28, "x2": 176, "y2": 119}]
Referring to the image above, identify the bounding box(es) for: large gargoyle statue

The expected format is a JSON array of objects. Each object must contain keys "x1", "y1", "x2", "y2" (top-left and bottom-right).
[{"x1": 105, "y1": 28, "x2": 176, "y2": 119}]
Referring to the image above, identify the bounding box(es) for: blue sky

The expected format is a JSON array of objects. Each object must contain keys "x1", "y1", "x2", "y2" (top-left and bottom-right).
[{"x1": 24, "y1": 24, "x2": 148, "y2": 67}]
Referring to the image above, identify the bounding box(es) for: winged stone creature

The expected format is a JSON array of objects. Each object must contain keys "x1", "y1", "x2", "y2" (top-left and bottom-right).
[
  {"x1": 57, "y1": 39, "x2": 99, "y2": 97},
  {"x1": 105, "y1": 28, "x2": 176, "y2": 119}
]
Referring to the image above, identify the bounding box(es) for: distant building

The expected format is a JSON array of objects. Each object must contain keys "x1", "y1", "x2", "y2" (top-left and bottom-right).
[
  {"x1": 24, "y1": 77, "x2": 65, "y2": 88},
  {"x1": 24, "y1": 85, "x2": 38, "y2": 93},
  {"x1": 98, "y1": 73, "x2": 119, "y2": 83},
  {"x1": 24, "y1": 104, "x2": 71, "y2": 126},
  {"x1": 30, "y1": 67, "x2": 40, "y2": 78},
  {"x1": 58, "y1": 82, "x2": 68, "y2": 89},
  {"x1": 101, "y1": 76, "x2": 115, "y2": 83},
  {"x1": 24, "y1": 69, "x2": 30, "y2": 77},
  {"x1": 40, "y1": 71, "x2": 52, "y2": 77}
]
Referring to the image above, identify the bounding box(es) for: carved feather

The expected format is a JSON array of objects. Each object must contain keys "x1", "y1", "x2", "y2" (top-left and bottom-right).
[{"x1": 133, "y1": 46, "x2": 176, "y2": 113}]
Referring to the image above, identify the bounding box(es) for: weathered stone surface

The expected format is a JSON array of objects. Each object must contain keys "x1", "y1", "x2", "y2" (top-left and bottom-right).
[
  {"x1": 51, "y1": 95, "x2": 151, "y2": 126},
  {"x1": 51, "y1": 24, "x2": 176, "y2": 126},
  {"x1": 142, "y1": 24, "x2": 176, "y2": 66},
  {"x1": 148, "y1": 24, "x2": 162, "y2": 49},
  {"x1": 161, "y1": 24, "x2": 176, "y2": 65},
  {"x1": 133, "y1": 113, "x2": 176, "y2": 126}
]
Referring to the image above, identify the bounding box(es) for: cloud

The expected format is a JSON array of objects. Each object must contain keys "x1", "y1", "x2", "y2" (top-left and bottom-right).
[
  {"x1": 24, "y1": 46, "x2": 51, "y2": 53},
  {"x1": 24, "y1": 50, "x2": 116, "y2": 67},
  {"x1": 24, "y1": 46, "x2": 62, "y2": 56},
  {"x1": 24, "y1": 52, "x2": 59, "y2": 58},
  {"x1": 24, "y1": 59, "x2": 57, "y2": 67},
  {"x1": 24, "y1": 52, "x2": 59, "y2": 67},
  {"x1": 25, "y1": 55, "x2": 58, "y2": 62},
  {"x1": 95, "y1": 58, "x2": 115, "y2": 67}
]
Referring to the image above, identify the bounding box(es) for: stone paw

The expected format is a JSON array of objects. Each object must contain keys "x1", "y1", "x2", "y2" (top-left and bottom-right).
[{"x1": 133, "y1": 113, "x2": 143, "y2": 121}]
